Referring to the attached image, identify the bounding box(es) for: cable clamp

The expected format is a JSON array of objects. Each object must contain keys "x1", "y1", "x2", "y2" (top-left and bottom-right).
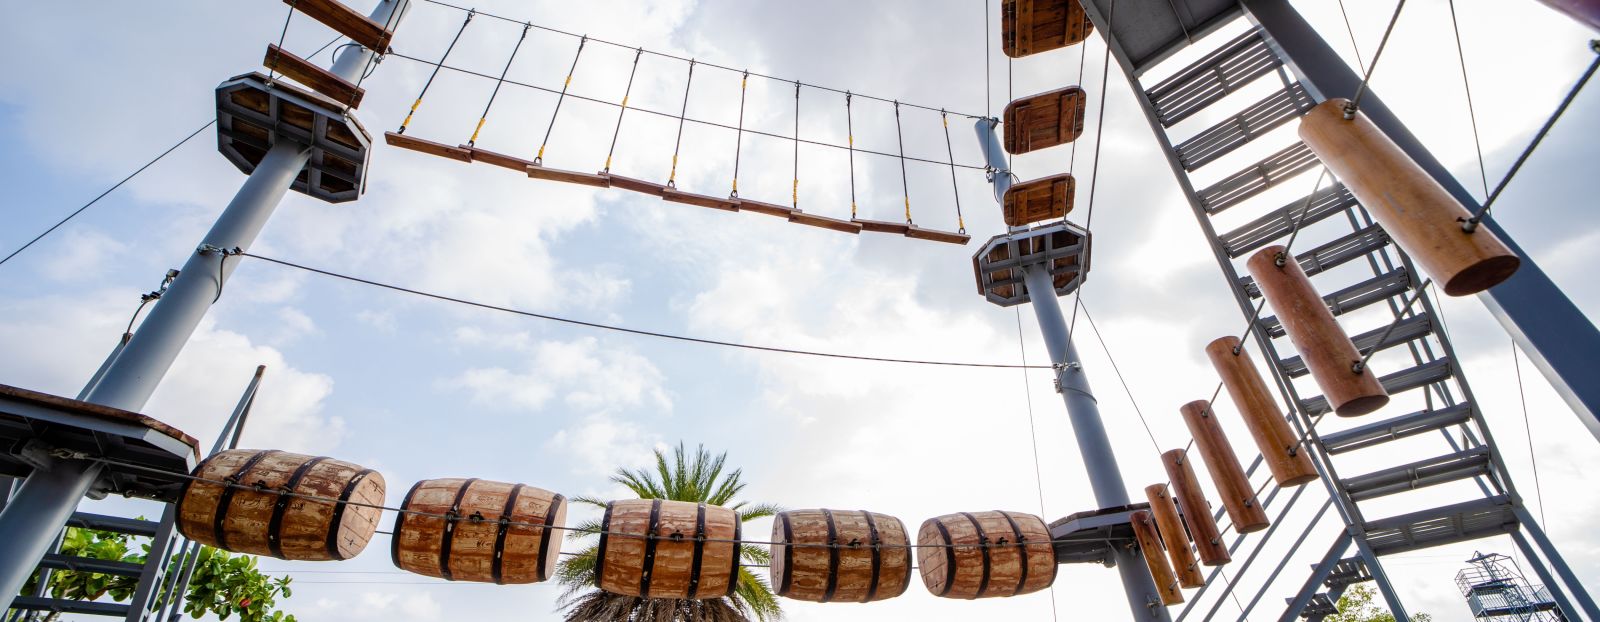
[{"x1": 1052, "y1": 362, "x2": 1080, "y2": 371}]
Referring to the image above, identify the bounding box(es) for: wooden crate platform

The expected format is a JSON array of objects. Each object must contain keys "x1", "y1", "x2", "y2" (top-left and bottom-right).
[
  {"x1": 1005, "y1": 86, "x2": 1086, "y2": 155},
  {"x1": 384, "y1": 132, "x2": 470, "y2": 162},
  {"x1": 1003, "y1": 173, "x2": 1076, "y2": 226},
  {"x1": 853, "y1": 218, "x2": 911, "y2": 235},
  {"x1": 662, "y1": 188, "x2": 739, "y2": 212},
  {"x1": 789, "y1": 211, "x2": 863, "y2": 234},
  {"x1": 264, "y1": 44, "x2": 363, "y2": 108},
  {"x1": 1002, "y1": 0, "x2": 1095, "y2": 58},
  {"x1": 288, "y1": 0, "x2": 394, "y2": 52},
  {"x1": 0, "y1": 384, "x2": 199, "y2": 502},
  {"x1": 528, "y1": 164, "x2": 612, "y2": 188}
]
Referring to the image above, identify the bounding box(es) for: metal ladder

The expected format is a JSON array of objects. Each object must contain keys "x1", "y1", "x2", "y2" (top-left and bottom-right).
[{"x1": 1070, "y1": 4, "x2": 1586, "y2": 620}]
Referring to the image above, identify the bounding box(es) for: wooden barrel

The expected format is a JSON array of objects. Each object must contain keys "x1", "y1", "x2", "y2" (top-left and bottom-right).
[
  {"x1": 916, "y1": 511, "x2": 1056, "y2": 599},
  {"x1": 1205, "y1": 336, "x2": 1319, "y2": 487},
  {"x1": 770, "y1": 509, "x2": 912, "y2": 603},
  {"x1": 177, "y1": 449, "x2": 384, "y2": 561},
  {"x1": 1179, "y1": 401, "x2": 1270, "y2": 534},
  {"x1": 1247, "y1": 245, "x2": 1389, "y2": 417},
  {"x1": 391, "y1": 478, "x2": 566, "y2": 584},
  {"x1": 1299, "y1": 99, "x2": 1518, "y2": 296},
  {"x1": 1130, "y1": 510, "x2": 1183, "y2": 605},
  {"x1": 596, "y1": 499, "x2": 740, "y2": 599},
  {"x1": 1161, "y1": 449, "x2": 1229, "y2": 566},
  {"x1": 1144, "y1": 484, "x2": 1204, "y2": 588}
]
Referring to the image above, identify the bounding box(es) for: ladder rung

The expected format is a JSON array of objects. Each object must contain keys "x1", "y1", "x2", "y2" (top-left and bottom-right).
[
  {"x1": 1199, "y1": 142, "x2": 1319, "y2": 215},
  {"x1": 1176, "y1": 83, "x2": 1314, "y2": 171},
  {"x1": 11, "y1": 596, "x2": 130, "y2": 617},
  {"x1": 287, "y1": 0, "x2": 394, "y2": 53},
  {"x1": 67, "y1": 512, "x2": 159, "y2": 537},
  {"x1": 1363, "y1": 495, "x2": 1516, "y2": 555},
  {"x1": 39, "y1": 553, "x2": 146, "y2": 578},
  {"x1": 1241, "y1": 225, "x2": 1392, "y2": 297},
  {"x1": 1299, "y1": 356, "x2": 1452, "y2": 417},
  {"x1": 1147, "y1": 30, "x2": 1282, "y2": 127},
  {"x1": 1220, "y1": 185, "x2": 1358, "y2": 257},
  {"x1": 1279, "y1": 313, "x2": 1432, "y2": 378},
  {"x1": 1320, "y1": 402, "x2": 1474, "y2": 454},
  {"x1": 1258, "y1": 268, "x2": 1412, "y2": 338},
  {"x1": 1342, "y1": 447, "x2": 1492, "y2": 501},
  {"x1": 263, "y1": 44, "x2": 363, "y2": 108}
]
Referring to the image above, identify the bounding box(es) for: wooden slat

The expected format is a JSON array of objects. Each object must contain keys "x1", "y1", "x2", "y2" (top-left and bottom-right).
[
  {"x1": 853, "y1": 218, "x2": 911, "y2": 235},
  {"x1": 465, "y1": 146, "x2": 534, "y2": 173},
  {"x1": 733, "y1": 199, "x2": 795, "y2": 218},
  {"x1": 1004, "y1": 87, "x2": 1086, "y2": 154},
  {"x1": 1002, "y1": 0, "x2": 1095, "y2": 58},
  {"x1": 789, "y1": 211, "x2": 863, "y2": 234},
  {"x1": 288, "y1": 0, "x2": 394, "y2": 52},
  {"x1": 1003, "y1": 173, "x2": 1075, "y2": 227},
  {"x1": 264, "y1": 44, "x2": 363, "y2": 108},
  {"x1": 384, "y1": 132, "x2": 471, "y2": 162},
  {"x1": 905, "y1": 226, "x2": 971, "y2": 245},
  {"x1": 528, "y1": 164, "x2": 612, "y2": 188},
  {"x1": 606, "y1": 173, "x2": 666, "y2": 196},
  {"x1": 662, "y1": 188, "x2": 738, "y2": 211}
]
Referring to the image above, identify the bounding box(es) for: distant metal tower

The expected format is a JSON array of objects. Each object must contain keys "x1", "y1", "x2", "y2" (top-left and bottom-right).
[{"x1": 1457, "y1": 552, "x2": 1564, "y2": 621}]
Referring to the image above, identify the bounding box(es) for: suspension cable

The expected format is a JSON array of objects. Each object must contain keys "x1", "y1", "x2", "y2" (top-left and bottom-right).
[
  {"x1": 1445, "y1": 0, "x2": 1489, "y2": 198},
  {"x1": 1344, "y1": 0, "x2": 1407, "y2": 117},
  {"x1": 601, "y1": 48, "x2": 644, "y2": 174},
  {"x1": 397, "y1": 10, "x2": 474, "y2": 134},
  {"x1": 846, "y1": 92, "x2": 858, "y2": 218},
  {"x1": 468, "y1": 22, "x2": 530, "y2": 148},
  {"x1": 533, "y1": 35, "x2": 588, "y2": 164},
  {"x1": 730, "y1": 71, "x2": 749, "y2": 198},
  {"x1": 666, "y1": 60, "x2": 696, "y2": 189},
  {"x1": 894, "y1": 101, "x2": 912, "y2": 224},
  {"x1": 941, "y1": 110, "x2": 966, "y2": 234},
  {"x1": 792, "y1": 81, "x2": 801, "y2": 207}
]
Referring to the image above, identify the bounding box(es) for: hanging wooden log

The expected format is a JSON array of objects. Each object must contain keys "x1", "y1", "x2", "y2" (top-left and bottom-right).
[
  {"x1": 1161, "y1": 449, "x2": 1229, "y2": 566},
  {"x1": 1298, "y1": 98, "x2": 1519, "y2": 296},
  {"x1": 1001, "y1": 0, "x2": 1096, "y2": 58},
  {"x1": 916, "y1": 511, "x2": 1056, "y2": 599},
  {"x1": 385, "y1": 132, "x2": 471, "y2": 162},
  {"x1": 1003, "y1": 173, "x2": 1076, "y2": 227},
  {"x1": 596, "y1": 499, "x2": 740, "y2": 599},
  {"x1": 1144, "y1": 484, "x2": 1204, "y2": 588},
  {"x1": 264, "y1": 44, "x2": 364, "y2": 108},
  {"x1": 391, "y1": 478, "x2": 566, "y2": 584},
  {"x1": 770, "y1": 509, "x2": 913, "y2": 603},
  {"x1": 1205, "y1": 336, "x2": 1319, "y2": 487},
  {"x1": 1130, "y1": 510, "x2": 1183, "y2": 605},
  {"x1": 1179, "y1": 401, "x2": 1270, "y2": 533},
  {"x1": 1004, "y1": 86, "x2": 1086, "y2": 154},
  {"x1": 1531, "y1": 0, "x2": 1600, "y2": 31},
  {"x1": 177, "y1": 449, "x2": 385, "y2": 561},
  {"x1": 1247, "y1": 245, "x2": 1390, "y2": 416}
]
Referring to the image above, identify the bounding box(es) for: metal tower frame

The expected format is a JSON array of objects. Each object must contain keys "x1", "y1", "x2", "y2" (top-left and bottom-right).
[{"x1": 1068, "y1": 0, "x2": 1599, "y2": 619}]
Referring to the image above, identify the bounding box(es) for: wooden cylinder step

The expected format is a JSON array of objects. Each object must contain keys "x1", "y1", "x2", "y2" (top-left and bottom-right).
[
  {"x1": 1247, "y1": 244, "x2": 1390, "y2": 417},
  {"x1": 177, "y1": 449, "x2": 384, "y2": 561},
  {"x1": 596, "y1": 499, "x2": 740, "y2": 599},
  {"x1": 1144, "y1": 484, "x2": 1204, "y2": 588},
  {"x1": 771, "y1": 509, "x2": 913, "y2": 603},
  {"x1": 1161, "y1": 449, "x2": 1230, "y2": 566},
  {"x1": 1130, "y1": 510, "x2": 1183, "y2": 605},
  {"x1": 916, "y1": 511, "x2": 1056, "y2": 599},
  {"x1": 391, "y1": 478, "x2": 566, "y2": 584},
  {"x1": 1179, "y1": 401, "x2": 1270, "y2": 533},
  {"x1": 1299, "y1": 98, "x2": 1519, "y2": 296},
  {"x1": 1205, "y1": 336, "x2": 1319, "y2": 487}
]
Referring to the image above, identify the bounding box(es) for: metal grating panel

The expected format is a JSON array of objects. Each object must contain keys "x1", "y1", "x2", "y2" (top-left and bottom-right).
[
  {"x1": 1146, "y1": 30, "x2": 1282, "y2": 127},
  {"x1": 1364, "y1": 496, "x2": 1517, "y2": 556},
  {"x1": 1342, "y1": 447, "x2": 1493, "y2": 501},
  {"x1": 1240, "y1": 225, "x2": 1392, "y2": 297},
  {"x1": 1299, "y1": 357, "x2": 1453, "y2": 417},
  {"x1": 1199, "y1": 142, "x2": 1320, "y2": 214},
  {"x1": 1220, "y1": 184, "x2": 1359, "y2": 257},
  {"x1": 1176, "y1": 83, "x2": 1315, "y2": 170}
]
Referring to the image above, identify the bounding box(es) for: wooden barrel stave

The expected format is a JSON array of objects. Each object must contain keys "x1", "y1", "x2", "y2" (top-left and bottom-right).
[
  {"x1": 177, "y1": 449, "x2": 384, "y2": 561},
  {"x1": 596, "y1": 499, "x2": 740, "y2": 599},
  {"x1": 771, "y1": 509, "x2": 912, "y2": 603},
  {"x1": 392, "y1": 478, "x2": 565, "y2": 584},
  {"x1": 916, "y1": 511, "x2": 1056, "y2": 599}
]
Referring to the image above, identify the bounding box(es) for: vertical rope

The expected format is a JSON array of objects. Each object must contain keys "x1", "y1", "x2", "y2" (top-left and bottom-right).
[
  {"x1": 941, "y1": 110, "x2": 965, "y2": 233},
  {"x1": 792, "y1": 81, "x2": 801, "y2": 207},
  {"x1": 1512, "y1": 340, "x2": 1547, "y2": 526},
  {"x1": 602, "y1": 48, "x2": 644, "y2": 173},
  {"x1": 399, "y1": 10, "x2": 474, "y2": 134},
  {"x1": 269, "y1": 1, "x2": 298, "y2": 83},
  {"x1": 534, "y1": 36, "x2": 588, "y2": 164},
  {"x1": 1446, "y1": 0, "x2": 1489, "y2": 199},
  {"x1": 846, "y1": 93, "x2": 858, "y2": 218},
  {"x1": 1345, "y1": 0, "x2": 1408, "y2": 117},
  {"x1": 730, "y1": 71, "x2": 749, "y2": 198},
  {"x1": 667, "y1": 60, "x2": 697, "y2": 188},
  {"x1": 893, "y1": 101, "x2": 911, "y2": 224},
  {"x1": 468, "y1": 23, "x2": 530, "y2": 147}
]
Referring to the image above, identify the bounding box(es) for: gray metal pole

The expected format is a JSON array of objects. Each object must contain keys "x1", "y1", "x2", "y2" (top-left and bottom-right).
[
  {"x1": 975, "y1": 119, "x2": 1169, "y2": 621},
  {"x1": 0, "y1": 1, "x2": 409, "y2": 611},
  {"x1": 1241, "y1": 0, "x2": 1600, "y2": 443}
]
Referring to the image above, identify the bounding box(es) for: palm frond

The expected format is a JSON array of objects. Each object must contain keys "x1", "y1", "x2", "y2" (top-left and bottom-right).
[
  {"x1": 734, "y1": 566, "x2": 784, "y2": 621},
  {"x1": 570, "y1": 495, "x2": 611, "y2": 510},
  {"x1": 737, "y1": 503, "x2": 782, "y2": 523},
  {"x1": 565, "y1": 518, "x2": 606, "y2": 543}
]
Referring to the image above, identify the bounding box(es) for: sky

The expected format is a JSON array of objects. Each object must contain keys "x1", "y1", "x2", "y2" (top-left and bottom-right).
[{"x1": 0, "y1": 0, "x2": 1597, "y2": 620}]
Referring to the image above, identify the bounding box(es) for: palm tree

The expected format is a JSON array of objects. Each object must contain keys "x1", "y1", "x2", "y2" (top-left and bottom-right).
[{"x1": 555, "y1": 443, "x2": 784, "y2": 622}]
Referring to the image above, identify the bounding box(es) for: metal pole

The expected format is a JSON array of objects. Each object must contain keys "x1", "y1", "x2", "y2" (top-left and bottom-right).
[
  {"x1": 1241, "y1": 0, "x2": 1600, "y2": 443},
  {"x1": 0, "y1": 1, "x2": 409, "y2": 610},
  {"x1": 975, "y1": 119, "x2": 1168, "y2": 621}
]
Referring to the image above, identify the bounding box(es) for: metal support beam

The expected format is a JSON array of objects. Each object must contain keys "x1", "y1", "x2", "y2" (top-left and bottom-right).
[
  {"x1": 1513, "y1": 506, "x2": 1600, "y2": 619},
  {"x1": 1279, "y1": 532, "x2": 1351, "y2": 622},
  {"x1": 1510, "y1": 529, "x2": 1586, "y2": 622},
  {"x1": 0, "y1": 1, "x2": 409, "y2": 612},
  {"x1": 1240, "y1": 0, "x2": 1600, "y2": 443}
]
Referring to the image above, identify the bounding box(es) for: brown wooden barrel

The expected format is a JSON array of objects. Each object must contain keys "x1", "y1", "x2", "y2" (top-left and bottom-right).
[
  {"x1": 177, "y1": 449, "x2": 385, "y2": 561},
  {"x1": 391, "y1": 478, "x2": 566, "y2": 584},
  {"x1": 770, "y1": 509, "x2": 912, "y2": 603},
  {"x1": 1205, "y1": 336, "x2": 1319, "y2": 487},
  {"x1": 916, "y1": 511, "x2": 1056, "y2": 599},
  {"x1": 1248, "y1": 245, "x2": 1389, "y2": 417},
  {"x1": 596, "y1": 499, "x2": 740, "y2": 599},
  {"x1": 1299, "y1": 99, "x2": 1518, "y2": 296}
]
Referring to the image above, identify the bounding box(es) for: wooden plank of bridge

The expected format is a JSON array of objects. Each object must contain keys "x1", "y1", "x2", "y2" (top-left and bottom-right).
[
  {"x1": 527, "y1": 164, "x2": 612, "y2": 188},
  {"x1": 1003, "y1": 173, "x2": 1075, "y2": 227},
  {"x1": 385, "y1": 132, "x2": 471, "y2": 162},
  {"x1": 905, "y1": 226, "x2": 971, "y2": 245},
  {"x1": 790, "y1": 211, "x2": 863, "y2": 234},
  {"x1": 264, "y1": 44, "x2": 364, "y2": 108},
  {"x1": 1004, "y1": 86, "x2": 1086, "y2": 155},
  {"x1": 663, "y1": 188, "x2": 739, "y2": 212},
  {"x1": 287, "y1": 0, "x2": 394, "y2": 52}
]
